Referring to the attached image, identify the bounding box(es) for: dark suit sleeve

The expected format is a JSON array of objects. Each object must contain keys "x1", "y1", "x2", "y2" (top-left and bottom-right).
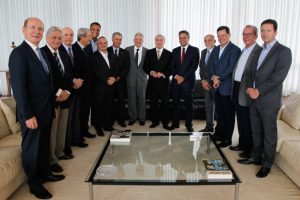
[
  {"x1": 143, "y1": 51, "x2": 152, "y2": 75},
  {"x1": 218, "y1": 47, "x2": 241, "y2": 81},
  {"x1": 171, "y1": 50, "x2": 177, "y2": 77},
  {"x1": 9, "y1": 49, "x2": 34, "y2": 120},
  {"x1": 257, "y1": 47, "x2": 292, "y2": 96},
  {"x1": 118, "y1": 50, "x2": 130, "y2": 78},
  {"x1": 183, "y1": 47, "x2": 200, "y2": 80},
  {"x1": 199, "y1": 50, "x2": 206, "y2": 80}
]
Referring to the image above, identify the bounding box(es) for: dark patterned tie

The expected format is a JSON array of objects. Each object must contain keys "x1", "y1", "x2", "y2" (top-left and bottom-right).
[
  {"x1": 114, "y1": 49, "x2": 118, "y2": 57},
  {"x1": 181, "y1": 47, "x2": 185, "y2": 64},
  {"x1": 53, "y1": 52, "x2": 64, "y2": 76},
  {"x1": 68, "y1": 47, "x2": 74, "y2": 67}
]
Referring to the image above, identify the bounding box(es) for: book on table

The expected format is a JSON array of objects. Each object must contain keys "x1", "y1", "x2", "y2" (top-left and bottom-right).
[
  {"x1": 202, "y1": 159, "x2": 233, "y2": 180},
  {"x1": 110, "y1": 129, "x2": 132, "y2": 143}
]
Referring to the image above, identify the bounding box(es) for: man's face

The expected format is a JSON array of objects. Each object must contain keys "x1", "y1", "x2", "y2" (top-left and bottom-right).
[
  {"x1": 261, "y1": 23, "x2": 277, "y2": 44},
  {"x1": 179, "y1": 33, "x2": 189, "y2": 47},
  {"x1": 134, "y1": 35, "x2": 143, "y2": 48},
  {"x1": 243, "y1": 27, "x2": 257, "y2": 47},
  {"x1": 155, "y1": 36, "x2": 165, "y2": 49},
  {"x1": 204, "y1": 36, "x2": 215, "y2": 49},
  {"x1": 22, "y1": 18, "x2": 44, "y2": 46},
  {"x1": 90, "y1": 24, "x2": 101, "y2": 40},
  {"x1": 62, "y1": 28, "x2": 74, "y2": 46},
  {"x1": 80, "y1": 31, "x2": 92, "y2": 47},
  {"x1": 217, "y1": 30, "x2": 230, "y2": 46},
  {"x1": 97, "y1": 38, "x2": 108, "y2": 52},
  {"x1": 46, "y1": 31, "x2": 62, "y2": 51},
  {"x1": 112, "y1": 35, "x2": 122, "y2": 48}
]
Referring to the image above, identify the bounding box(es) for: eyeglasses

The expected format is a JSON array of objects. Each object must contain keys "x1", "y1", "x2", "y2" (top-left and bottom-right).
[{"x1": 26, "y1": 25, "x2": 44, "y2": 31}]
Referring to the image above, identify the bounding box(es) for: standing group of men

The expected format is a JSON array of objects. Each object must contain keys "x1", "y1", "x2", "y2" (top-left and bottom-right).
[{"x1": 9, "y1": 16, "x2": 291, "y2": 199}]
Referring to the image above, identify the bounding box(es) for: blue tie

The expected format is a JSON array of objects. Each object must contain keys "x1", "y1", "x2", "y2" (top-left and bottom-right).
[
  {"x1": 36, "y1": 48, "x2": 49, "y2": 74},
  {"x1": 205, "y1": 50, "x2": 210, "y2": 65}
]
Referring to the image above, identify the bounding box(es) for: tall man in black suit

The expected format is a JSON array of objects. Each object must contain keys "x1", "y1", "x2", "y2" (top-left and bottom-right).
[
  {"x1": 107, "y1": 32, "x2": 130, "y2": 127},
  {"x1": 42, "y1": 26, "x2": 74, "y2": 173},
  {"x1": 91, "y1": 36, "x2": 117, "y2": 134},
  {"x1": 239, "y1": 19, "x2": 292, "y2": 178},
  {"x1": 86, "y1": 22, "x2": 101, "y2": 54},
  {"x1": 169, "y1": 30, "x2": 200, "y2": 132},
  {"x1": 143, "y1": 34, "x2": 172, "y2": 129},
  {"x1": 72, "y1": 28, "x2": 93, "y2": 147},
  {"x1": 199, "y1": 34, "x2": 216, "y2": 132},
  {"x1": 9, "y1": 17, "x2": 64, "y2": 199}
]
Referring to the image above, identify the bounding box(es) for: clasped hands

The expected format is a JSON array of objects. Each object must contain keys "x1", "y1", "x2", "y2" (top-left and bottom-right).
[
  {"x1": 246, "y1": 88, "x2": 260, "y2": 99},
  {"x1": 174, "y1": 75, "x2": 184, "y2": 84},
  {"x1": 107, "y1": 77, "x2": 117, "y2": 85},
  {"x1": 73, "y1": 78, "x2": 83, "y2": 89},
  {"x1": 211, "y1": 75, "x2": 221, "y2": 88},
  {"x1": 201, "y1": 80, "x2": 211, "y2": 91},
  {"x1": 150, "y1": 71, "x2": 166, "y2": 79}
]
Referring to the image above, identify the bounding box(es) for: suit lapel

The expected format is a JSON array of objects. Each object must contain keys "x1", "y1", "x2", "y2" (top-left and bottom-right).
[
  {"x1": 218, "y1": 42, "x2": 231, "y2": 63},
  {"x1": 257, "y1": 42, "x2": 280, "y2": 72}
]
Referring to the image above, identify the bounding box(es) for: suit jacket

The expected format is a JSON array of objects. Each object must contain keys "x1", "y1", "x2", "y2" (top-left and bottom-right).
[
  {"x1": 199, "y1": 47, "x2": 215, "y2": 84},
  {"x1": 125, "y1": 46, "x2": 148, "y2": 88},
  {"x1": 245, "y1": 41, "x2": 292, "y2": 109},
  {"x1": 42, "y1": 45, "x2": 74, "y2": 109},
  {"x1": 9, "y1": 41, "x2": 55, "y2": 124},
  {"x1": 231, "y1": 44, "x2": 262, "y2": 106},
  {"x1": 107, "y1": 46, "x2": 130, "y2": 79},
  {"x1": 143, "y1": 48, "x2": 172, "y2": 88},
  {"x1": 171, "y1": 45, "x2": 199, "y2": 88},
  {"x1": 210, "y1": 41, "x2": 241, "y2": 96}
]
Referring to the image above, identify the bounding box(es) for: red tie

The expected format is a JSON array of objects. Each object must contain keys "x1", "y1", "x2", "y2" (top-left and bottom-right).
[{"x1": 181, "y1": 47, "x2": 185, "y2": 64}]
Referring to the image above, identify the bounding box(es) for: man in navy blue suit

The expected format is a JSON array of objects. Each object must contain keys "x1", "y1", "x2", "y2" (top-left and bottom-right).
[
  {"x1": 9, "y1": 17, "x2": 64, "y2": 199},
  {"x1": 169, "y1": 30, "x2": 200, "y2": 132},
  {"x1": 210, "y1": 26, "x2": 241, "y2": 147}
]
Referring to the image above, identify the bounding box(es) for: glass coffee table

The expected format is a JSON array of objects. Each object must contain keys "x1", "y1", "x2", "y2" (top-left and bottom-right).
[{"x1": 86, "y1": 132, "x2": 241, "y2": 200}]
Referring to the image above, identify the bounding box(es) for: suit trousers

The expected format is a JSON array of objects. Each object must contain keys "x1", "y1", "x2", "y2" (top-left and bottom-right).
[
  {"x1": 232, "y1": 81, "x2": 252, "y2": 153},
  {"x1": 203, "y1": 89, "x2": 215, "y2": 128},
  {"x1": 67, "y1": 95, "x2": 81, "y2": 147},
  {"x1": 250, "y1": 103, "x2": 279, "y2": 168},
  {"x1": 214, "y1": 90, "x2": 235, "y2": 141},
  {"x1": 127, "y1": 86, "x2": 146, "y2": 122},
  {"x1": 114, "y1": 80, "x2": 127, "y2": 123},
  {"x1": 20, "y1": 120, "x2": 52, "y2": 189},
  {"x1": 49, "y1": 106, "x2": 68, "y2": 165}
]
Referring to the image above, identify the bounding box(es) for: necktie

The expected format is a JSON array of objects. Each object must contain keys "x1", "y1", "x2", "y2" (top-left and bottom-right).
[
  {"x1": 157, "y1": 50, "x2": 160, "y2": 60},
  {"x1": 135, "y1": 48, "x2": 139, "y2": 66},
  {"x1": 36, "y1": 48, "x2": 49, "y2": 74},
  {"x1": 114, "y1": 49, "x2": 118, "y2": 57},
  {"x1": 68, "y1": 47, "x2": 74, "y2": 67},
  {"x1": 181, "y1": 47, "x2": 185, "y2": 64},
  {"x1": 53, "y1": 52, "x2": 64, "y2": 76},
  {"x1": 205, "y1": 50, "x2": 210, "y2": 65}
]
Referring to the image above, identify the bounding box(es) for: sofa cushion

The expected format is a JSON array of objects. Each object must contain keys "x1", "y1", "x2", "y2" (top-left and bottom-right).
[
  {"x1": 0, "y1": 146, "x2": 23, "y2": 189},
  {"x1": 0, "y1": 102, "x2": 12, "y2": 140},
  {"x1": 0, "y1": 133, "x2": 22, "y2": 147},
  {"x1": 281, "y1": 93, "x2": 300, "y2": 130},
  {"x1": 279, "y1": 140, "x2": 300, "y2": 175},
  {"x1": 277, "y1": 120, "x2": 300, "y2": 151},
  {"x1": 0, "y1": 97, "x2": 21, "y2": 134}
]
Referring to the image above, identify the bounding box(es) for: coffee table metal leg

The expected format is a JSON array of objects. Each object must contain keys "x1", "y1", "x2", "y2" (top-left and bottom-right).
[
  {"x1": 89, "y1": 182, "x2": 94, "y2": 200},
  {"x1": 206, "y1": 136, "x2": 210, "y2": 154},
  {"x1": 234, "y1": 183, "x2": 239, "y2": 200}
]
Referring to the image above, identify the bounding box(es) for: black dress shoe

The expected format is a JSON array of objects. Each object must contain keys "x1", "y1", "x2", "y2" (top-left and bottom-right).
[
  {"x1": 186, "y1": 126, "x2": 194, "y2": 132},
  {"x1": 163, "y1": 124, "x2": 170, "y2": 130},
  {"x1": 229, "y1": 145, "x2": 242, "y2": 151},
  {"x1": 128, "y1": 121, "x2": 136, "y2": 125},
  {"x1": 96, "y1": 129, "x2": 105, "y2": 136},
  {"x1": 76, "y1": 142, "x2": 88, "y2": 148},
  {"x1": 50, "y1": 163, "x2": 63, "y2": 173},
  {"x1": 239, "y1": 151, "x2": 250, "y2": 158},
  {"x1": 218, "y1": 140, "x2": 232, "y2": 148},
  {"x1": 58, "y1": 154, "x2": 74, "y2": 160},
  {"x1": 149, "y1": 122, "x2": 159, "y2": 128},
  {"x1": 199, "y1": 127, "x2": 214, "y2": 132},
  {"x1": 168, "y1": 124, "x2": 179, "y2": 130},
  {"x1": 238, "y1": 158, "x2": 262, "y2": 165},
  {"x1": 139, "y1": 121, "x2": 145, "y2": 126},
  {"x1": 118, "y1": 121, "x2": 126, "y2": 127},
  {"x1": 256, "y1": 167, "x2": 271, "y2": 178},
  {"x1": 83, "y1": 132, "x2": 96, "y2": 138},
  {"x1": 44, "y1": 174, "x2": 65, "y2": 182},
  {"x1": 30, "y1": 185, "x2": 52, "y2": 199}
]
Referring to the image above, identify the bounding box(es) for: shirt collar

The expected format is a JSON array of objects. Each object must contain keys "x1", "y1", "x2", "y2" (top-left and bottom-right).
[
  {"x1": 263, "y1": 39, "x2": 277, "y2": 50},
  {"x1": 134, "y1": 46, "x2": 142, "y2": 51},
  {"x1": 156, "y1": 47, "x2": 163, "y2": 52},
  {"x1": 77, "y1": 41, "x2": 85, "y2": 50},
  {"x1": 244, "y1": 42, "x2": 257, "y2": 52},
  {"x1": 220, "y1": 42, "x2": 230, "y2": 50},
  {"x1": 181, "y1": 44, "x2": 189, "y2": 50},
  {"x1": 25, "y1": 40, "x2": 38, "y2": 51},
  {"x1": 99, "y1": 50, "x2": 108, "y2": 56},
  {"x1": 207, "y1": 47, "x2": 214, "y2": 53},
  {"x1": 47, "y1": 44, "x2": 58, "y2": 54}
]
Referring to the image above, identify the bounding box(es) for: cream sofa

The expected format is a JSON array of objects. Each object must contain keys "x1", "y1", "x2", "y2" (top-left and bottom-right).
[
  {"x1": 275, "y1": 93, "x2": 300, "y2": 188},
  {"x1": 0, "y1": 97, "x2": 26, "y2": 200}
]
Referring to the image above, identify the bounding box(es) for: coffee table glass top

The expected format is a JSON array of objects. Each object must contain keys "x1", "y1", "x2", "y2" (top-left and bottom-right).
[{"x1": 86, "y1": 132, "x2": 241, "y2": 185}]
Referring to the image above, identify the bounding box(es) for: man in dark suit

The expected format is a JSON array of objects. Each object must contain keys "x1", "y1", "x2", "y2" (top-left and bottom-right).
[
  {"x1": 125, "y1": 33, "x2": 148, "y2": 126},
  {"x1": 107, "y1": 32, "x2": 130, "y2": 127},
  {"x1": 72, "y1": 28, "x2": 93, "y2": 147},
  {"x1": 169, "y1": 30, "x2": 200, "y2": 132},
  {"x1": 229, "y1": 25, "x2": 262, "y2": 159},
  {"x1": 198, "y1": 34, "x2": 216, "y2": 133},
  {"x1": 238, "y1": 19, "x2": 292, "y2": 178},
  {"x1": 42, "y1": 26, "x2": 74, "y2": 173},
  {"x1": 210, "y1": 26, "x2": 241, "y2": 147},
  {"x1": 85, "y1": 22, "x2": 101, "y2": 55},
  {"x1": 9, "y1": 17, "x2": 64, "y2": 199},
  {"x1": 143, "y1": 34, "x2": 172, "y2": 129},
  {"x1": 90, "y1": 36, "x2": 117, "y2": 134}
]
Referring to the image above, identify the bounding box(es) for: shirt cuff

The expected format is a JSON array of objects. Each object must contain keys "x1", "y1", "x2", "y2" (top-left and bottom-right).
[{"x1": 56, "y1": 89, "x2": 63, "y2": 97}]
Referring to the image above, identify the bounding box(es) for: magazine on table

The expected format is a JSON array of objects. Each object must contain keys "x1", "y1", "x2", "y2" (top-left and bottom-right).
[{"x1": 202, "y1": 159, "x2": 233, "y2": 180}]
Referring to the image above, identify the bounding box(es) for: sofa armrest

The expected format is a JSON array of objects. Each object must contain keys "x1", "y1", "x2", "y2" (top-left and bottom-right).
[{"x1": 277, "y1": 106, "x2": 284, "y2": 120}]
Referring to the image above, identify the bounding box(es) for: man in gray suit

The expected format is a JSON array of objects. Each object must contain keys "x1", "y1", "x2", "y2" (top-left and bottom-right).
[
  {"x1": 229, "y1": 25, "x2": 262, "y2": 159},
  {"x1": 238, "y1": 19, "x2": 292, "y2": 178},
  {"x1": 126, "y1": 33, "x2": 148, "y2": 125}
]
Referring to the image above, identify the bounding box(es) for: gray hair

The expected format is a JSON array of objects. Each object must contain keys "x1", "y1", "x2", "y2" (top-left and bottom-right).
[
  {"x1": 112, "y1": 32, "x2": 123, "y2": 38},
  {"x1": 46, "y1": 26, "x2": 62, "y2": 36},
  {"x1": 77, "y1": 28, "x2": 90, "y2": 41},
  {"x1": 155, "y1": 34, "x2": 165, "y2": 41},
  {"x1": 244, "y1": 25, "x2": 258, "y2": 35},
  {"x1": 134, "y1": 32, "x2": 144, "y2": 39}
]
